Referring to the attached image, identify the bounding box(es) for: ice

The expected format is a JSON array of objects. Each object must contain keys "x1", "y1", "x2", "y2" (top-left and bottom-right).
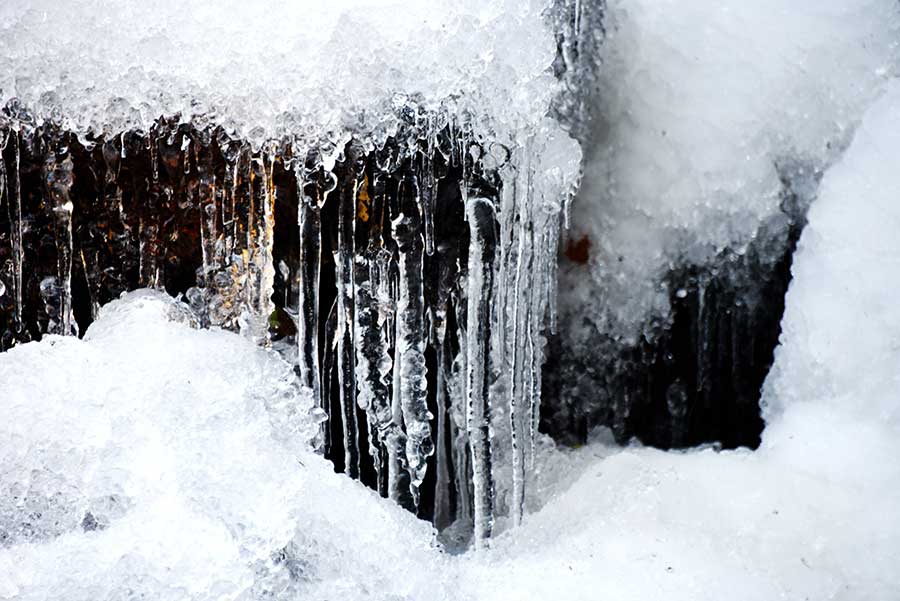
[
  {"x1": 2, "y1": 83, "x2": 900, "y2": 594},
  {"x1": 561, "y1": 0, "x2": 900, "y2": 344}
]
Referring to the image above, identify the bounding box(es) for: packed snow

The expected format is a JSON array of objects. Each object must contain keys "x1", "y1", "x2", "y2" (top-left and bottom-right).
[{"x1": 0, "y1": 291, "x2": 445, "y2": 600}]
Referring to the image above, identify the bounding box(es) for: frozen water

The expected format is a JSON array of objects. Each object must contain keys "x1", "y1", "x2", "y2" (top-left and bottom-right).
[
  {"x1": 763, "y1": 80, "x2": 900, "y2": 436},
  {"x1": 561, "y1": 0, "x2": 900, "y2": 344},
  {"x1": 0, "y1": 0, "x2": 583, "y2": 531},
  {"x1": 0, "y1": 0, "x2": 560, "y2": 148},
  {"x1": 2, "y1": 0, "x2": 899, "y2": 598},
  {"x1": 3, "y1": 86, "x2": 900, "y2": 599}
]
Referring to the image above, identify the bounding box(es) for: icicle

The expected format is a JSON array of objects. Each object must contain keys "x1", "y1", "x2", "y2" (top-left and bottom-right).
[
  {"x1": 432, "y1": 330, "x2": 453, "y2": 531},
  {"x1": 388, "y1": 299, "x2": 414, "y2": 510},
  {"x1": 465, "y1": 197, "x2": 497, "y2": 549},
  {"x1": 197, "y1": 146, "x2": 218, "y2": 286},
  {"x1": 354, "y1": 251, "x2": 392, "y2": 476},
  {"x1": 418, "y1": 114, "x2": 437, "y2": 256},
  {"x1": 450, "y1": 294, "x2": 473, "y2": 526},
  {"x1": 11, "y1": 133, "x2": 24, "y2": 330},
  {"x1": 392, "y1": 173, "x2": 433, "y2": 506},
  {"x1": 334, "y1": 164, "x2": 360, "y2": 479},
  {"x1": 242, "y1": 152, "x2": 275, "y2": 343},
  {"x1": 508, "y1": 228, "x2": 533, "y2": 526},
  {"x1": 139, "y1": 137, "x2": 162, "y2": 289},
  {"x1": 295, "y1": 165, "x2": 324, "y2": 449},
  {"x1": 353, "y1": 168, "x2": 396, "y2": 487},
  {"x1": 0, "y1": 132, "x2": 8, "y2": 308},
  {"x1": 43, "y1": 145, "x2": 75, "y2": 336},
  {"x1": 322, "y1": 298, "x2": 338, "y2": 456}
]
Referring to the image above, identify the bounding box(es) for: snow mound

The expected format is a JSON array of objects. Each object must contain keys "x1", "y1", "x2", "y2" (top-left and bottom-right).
[
  {"x1": 0, "y1": 0, "x2": 559, "y2": 146},
  {"x1": 0, "y1": 290, "x2": 441, "y2": 600},
  {"x1": 563, "y1": 0, "x2": 900, "y2": 342}
]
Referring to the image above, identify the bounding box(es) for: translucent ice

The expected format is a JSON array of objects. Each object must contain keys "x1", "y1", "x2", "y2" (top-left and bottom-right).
[{"x1": 458, "y1": 82, "x2": 900, "y2": 601}]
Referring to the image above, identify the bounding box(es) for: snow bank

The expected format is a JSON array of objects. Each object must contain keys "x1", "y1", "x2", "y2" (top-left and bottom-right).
[
  {"x1": 562, "y1": 0, "x2": 900, "y2": 343},
  {"x1": 0, "y1": 291, "x2": 442, "y2": 600}
]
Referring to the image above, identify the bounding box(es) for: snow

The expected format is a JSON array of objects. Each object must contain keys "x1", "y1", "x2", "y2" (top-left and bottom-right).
[
  {"x1": 5, "y1": 97, "x2": 900, "y2": 595},
  {"x1": 0, "y1": 0, "x2": 559, "y2": 148},
  {"x1": 2, "y1": 0, "x2": 900, "y2": 598},
  {"x1": 562, "y1": 0, "x2": 900, "y2": 344},
  {"x1": 0, "y1": 291, "x2": 442, "y2": 600}
]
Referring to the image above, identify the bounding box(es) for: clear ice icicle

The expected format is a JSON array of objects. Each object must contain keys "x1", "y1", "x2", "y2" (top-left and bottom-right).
[
  {"x1": 296, "y1": 163, "x2": 325, "y2": 448},
  {"x1": 466, "y1": 197, "x2": 498, "y2": 549},
  {"x1": 392, "y1": 174, "x2": 433, "y2": 505},
  {"x1": 335, "y1": 167, "x2": 360, "y2": 479},
  {"x1": 43, "y1": 147, "x2": 75, "y2": 336}
]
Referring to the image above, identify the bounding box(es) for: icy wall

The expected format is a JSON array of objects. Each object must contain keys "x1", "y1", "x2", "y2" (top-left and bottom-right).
[
  {"x1": 546, "y1": 0, "x2": 900, "y2": 448},
  {"x1": 0, "y1": 0, "x2": 584, "y2": 547},
  {"x1": 3, "y1": 85, "x2": 900, "y2": 594}
]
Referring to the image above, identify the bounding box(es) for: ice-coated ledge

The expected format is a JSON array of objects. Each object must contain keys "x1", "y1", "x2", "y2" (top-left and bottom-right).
[{"x1": 0, "y1": 0, "x2": 560, "y2": 147}]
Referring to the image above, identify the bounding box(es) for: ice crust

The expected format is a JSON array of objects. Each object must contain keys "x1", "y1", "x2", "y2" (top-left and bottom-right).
[
  {"x1": 0, "y1": 0, "x2": 559, "y2": 147},
  {"x1": 562, "y1": 0, "x2": 900, "y2": 343}
]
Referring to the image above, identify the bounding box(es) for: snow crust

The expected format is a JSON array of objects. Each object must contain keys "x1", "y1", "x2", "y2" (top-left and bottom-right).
[
  {"x1": 563, "y1": 0, "x2": 900, "y2": 343},
  {"x1": 0, "y1": 0, "x2": 558, "y2": 147}
]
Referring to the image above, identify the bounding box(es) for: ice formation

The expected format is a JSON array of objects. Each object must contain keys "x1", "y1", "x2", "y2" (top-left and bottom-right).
[
  {"x1": 463, "y1": 80, "x2": 900, "y2": 601},
  {"x1": 2, "y1": 0, "x2": 900, "y2": 598},
  {"x1": 0, "y1": 0, "x2": 560, "y2": 147},
  {"x1": 0, "y1": 0, "x2": 583, "y2": 547}
]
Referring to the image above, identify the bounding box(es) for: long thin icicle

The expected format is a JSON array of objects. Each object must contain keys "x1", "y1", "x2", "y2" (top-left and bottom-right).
[
  {"x1": 466, "y1": 196, "x2": 497, "y2": 549},
  {"x1": 296, "y1": 163, "x2": 325, "y2": 449},
  {"x1": 392, "y1": 173, "x2": 433, "y2": 506},
  {"x1": 335, "y1": 167, "x2": 360, "y2": 479},
  {"x1": 43, "y1": 146, "x2": 75, "y2": 336}
]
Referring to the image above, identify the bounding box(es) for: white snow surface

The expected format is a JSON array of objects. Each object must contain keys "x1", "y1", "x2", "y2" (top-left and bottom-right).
[
  {"x1": 0, "y1": 0, "x2": 559, "y2": 147},
  {"x1": 562, "y1": 0, "x2": 900, "y2": 343},
  {"x1": 0, "y1": 291, "x2": 443, "y2": 600}
]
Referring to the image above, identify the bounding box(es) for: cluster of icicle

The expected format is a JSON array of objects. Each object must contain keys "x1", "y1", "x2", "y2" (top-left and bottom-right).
[
  {"x1": 0, "y1": 100, "x2": 580, "y2": 548},
  {"x1": 291, "y1": 111, "x2": 580, "y2": 548}
]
